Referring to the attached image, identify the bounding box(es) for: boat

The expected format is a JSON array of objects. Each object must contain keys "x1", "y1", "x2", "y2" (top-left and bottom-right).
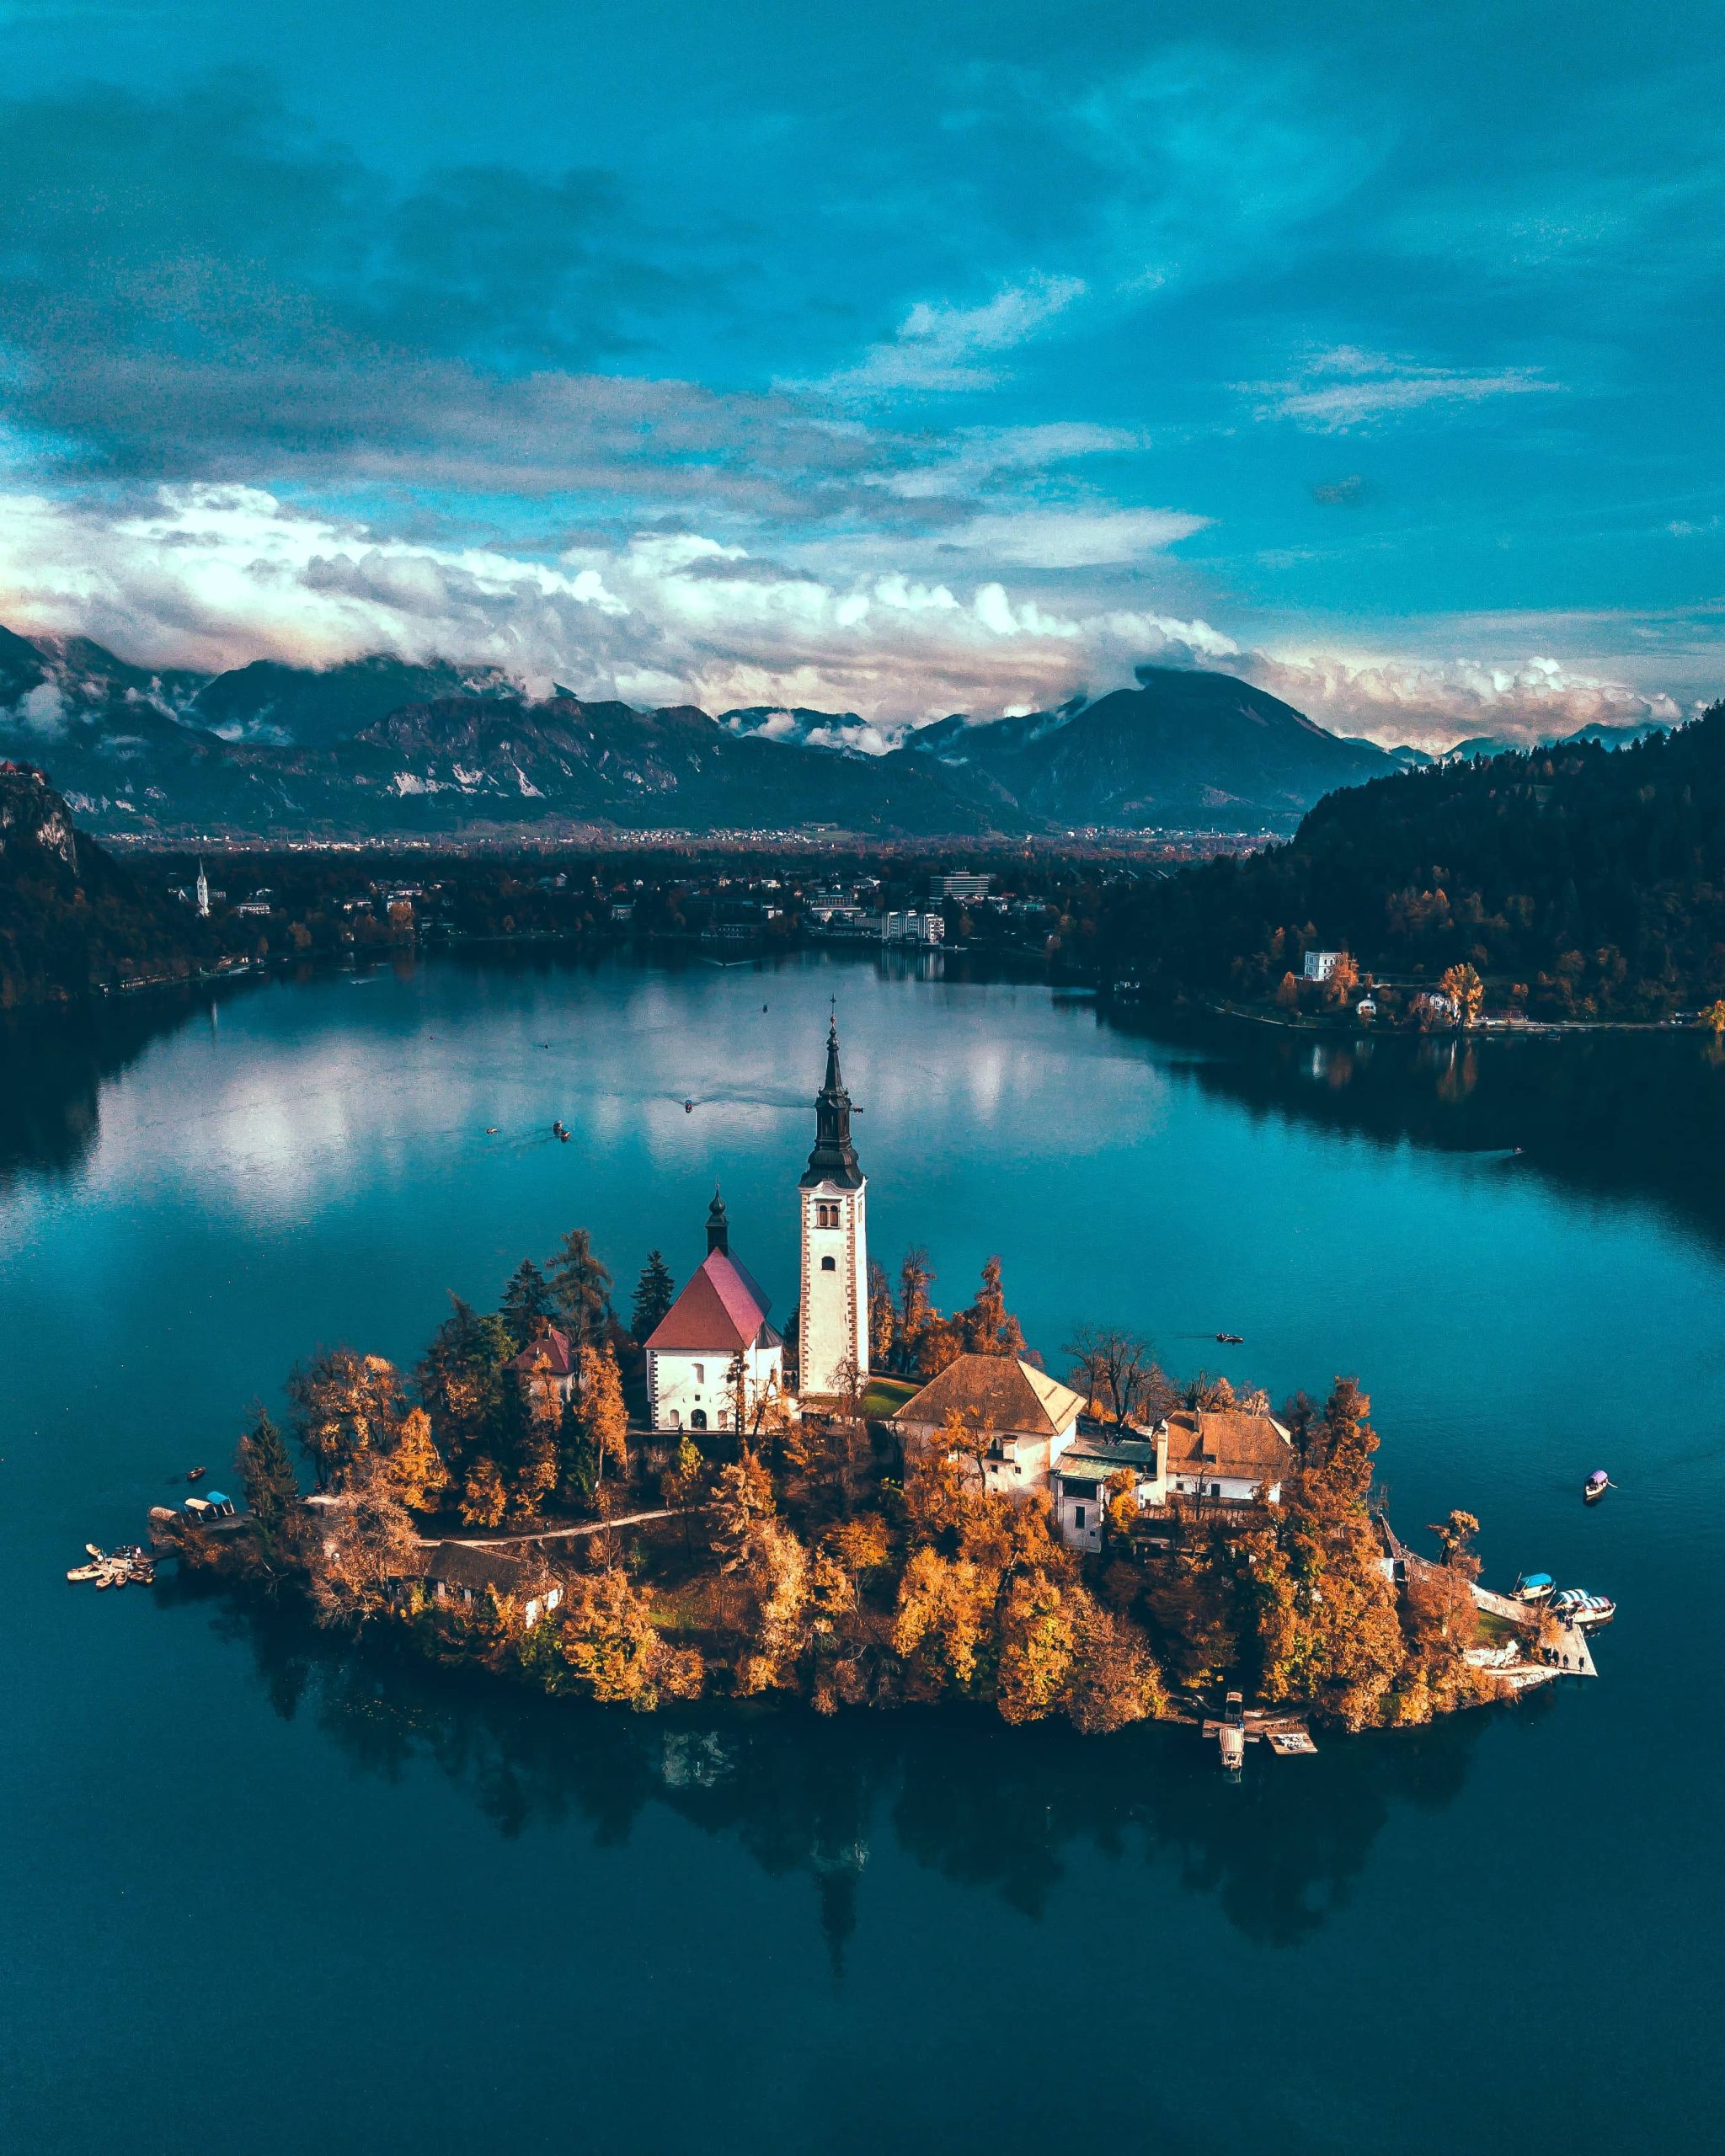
[
  {"x1": 1512, "y1": 1571, "x2": 1555, "y2": 1603},
  {"x1": 1551, "y1": 1588, "x2": 1616, "y2": 1626},
  {"x1": 1215, "y1": 1332, "x2": 1244, "y2": 1346},
  {"x1": 684, "y1": 1099, "x2": 695, "y2": 1114},
  {"x1": 1583, "y1": 1470, "x2": 1612, "y2": 1503},
  {"x1": 185, "y1": 1465, "x2": 206, "y2": 1483}
]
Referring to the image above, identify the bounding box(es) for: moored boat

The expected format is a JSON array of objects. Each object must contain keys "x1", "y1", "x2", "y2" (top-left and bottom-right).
[
  {"x1": 1551, "y1": 1588, "x2": 1616, "y2": 1626},
  {"x1": 1513, "y1": 1571, "x2": 1556, "y2": 1603}
]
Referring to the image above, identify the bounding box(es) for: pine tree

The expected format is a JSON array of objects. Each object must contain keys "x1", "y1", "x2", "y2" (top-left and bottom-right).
[
  {"x1": 237, "y1": 1409, "x2": 301, "y2": 1538},
  {"x1": 548, "y1": 1228, "x2": 613, "y2": 1350},
  {"x1": 630, "y1": 1250, "x2": 676, "y2": 1342},
  {"x1": 499, "y1": 1259, "x2": 556, "y2": 1350}
]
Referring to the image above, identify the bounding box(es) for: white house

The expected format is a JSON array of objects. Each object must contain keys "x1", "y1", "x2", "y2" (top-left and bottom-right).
[
  {"x1": 798, "y1": 1019, "x2": 869, "y2": 1401},
  {"x1": 893, "y1": 1353, "x2": 1087, "y2": 1497},
  {"x1": 1303, "y1": 948, "x2": 1344, "y2": 982},
  {"x1": 1051, "y1": 1428, "x2": 1167, "y2": 1551},
  {"x1": 1161, "y1": 1407, "x2": 1292, "y2": 1505},
  {"x1": 645, "y1": 1192, "x2": 783, "y2": 1433},
  {"x1": 879, "y1": 910, "x2": 944, "y2": 947}
]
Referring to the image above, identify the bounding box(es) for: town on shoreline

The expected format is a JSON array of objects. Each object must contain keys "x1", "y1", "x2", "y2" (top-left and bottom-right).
[{"x1": 147, "y1": 1017, "x2": 1604, "y2": 1750}]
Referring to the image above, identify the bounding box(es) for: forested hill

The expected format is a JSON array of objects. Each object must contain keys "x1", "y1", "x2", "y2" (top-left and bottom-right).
[
  {"x1": 0, "y1": 762, "x2": 221, "y2": 1007},
  {"x1": 1099, "y1": 703, "x2": 1725, "y2": 1021}
]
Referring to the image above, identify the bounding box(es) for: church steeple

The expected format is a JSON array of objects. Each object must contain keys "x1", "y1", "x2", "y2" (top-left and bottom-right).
[
  {"x1": 706, "y1": 1186, "x2": 729, "y2": 1255},
  {"x1": 802, "y1": 1013, "x2": 862, "y2": 1189}
]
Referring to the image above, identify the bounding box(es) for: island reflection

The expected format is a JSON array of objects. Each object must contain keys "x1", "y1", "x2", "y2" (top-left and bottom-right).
[{"x1": 200, "y1": 1582, "x2": 1502, "y2": 1958}]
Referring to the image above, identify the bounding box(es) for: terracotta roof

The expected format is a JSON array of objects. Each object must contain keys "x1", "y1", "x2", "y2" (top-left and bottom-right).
[
  {"x1": 892, "y1": 1353, "x2": 1086, "y2": 1439},
  {"x1": 510, "y1": 1325, "x2": 574, "y2": 1379},
  {"x1": 1162, "y1": 1409, "x2": 1291, "y2": 1481},
  {"x1": 645, "y1": 1246, "x2": 776, "y2": 1354}
]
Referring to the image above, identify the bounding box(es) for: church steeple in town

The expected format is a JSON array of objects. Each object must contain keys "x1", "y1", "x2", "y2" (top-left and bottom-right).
[
  {"x1": 706, "y1": 1185, "x2": 729, "y2": 1255},
  {"x1": 195, "y1": 860, "x2": 210, "y2": 919},
  {"x1": 802, "y1": 1011, "x2": 862, "y2": 1189}
]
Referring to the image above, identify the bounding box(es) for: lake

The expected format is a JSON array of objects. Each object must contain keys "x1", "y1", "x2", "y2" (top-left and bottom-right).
[{"x1": 3, "y1": 950, "x2": 1722, "y2": 2155}]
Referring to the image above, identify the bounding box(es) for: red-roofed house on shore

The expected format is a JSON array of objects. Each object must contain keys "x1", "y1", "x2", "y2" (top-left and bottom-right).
[
  {"x1": 644, "y1": 1190, "x2": 783, "y2": 1433},
  {"x1": 510, "y1": 1325, "x2": 578, "y2": 1416}
]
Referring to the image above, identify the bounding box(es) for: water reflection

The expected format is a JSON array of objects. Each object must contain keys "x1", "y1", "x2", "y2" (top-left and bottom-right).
[
  {"x1": 197, "y1": 1581, "x2": 1497, "y2": 1957},
  {"x1": 1115, "y1": 1013, "x2": 1725, "y2": 1253}
]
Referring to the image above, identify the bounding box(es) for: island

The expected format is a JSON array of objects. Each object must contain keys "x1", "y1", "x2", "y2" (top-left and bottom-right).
[{"x1": 159, "y1": 1020, "x2": 1605, "y2": 1745}]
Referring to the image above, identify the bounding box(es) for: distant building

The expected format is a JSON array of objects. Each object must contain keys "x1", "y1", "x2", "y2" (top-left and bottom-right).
[
  {"x1": 879, "y1": 910, "x2": 944, "y2": 947},
  {"x1": 195, "y1": 861, "x2": 209, "y2": 918},
  {"x1": 235, "y1": 898, "x2": 272, "y2": 919},
  {"x1": 1303, "y1": 949, "x2": 1344, "y2": 982},
  {"x1": 611, "y1": 901, "x2": 634, "y2": 922},
  {"x1": 645, "y1": 1191, "x2": 783, "y2": 1432},
  {"x1": 892, "y1": 1354, "x2": 1087, "y2": 1497},
  {"x1": 932, "y1": 873, "x2": 991, "y2": 899},
  {"x1": 1357, "y1": 995, "x2": 1378, "y2": 1022}
]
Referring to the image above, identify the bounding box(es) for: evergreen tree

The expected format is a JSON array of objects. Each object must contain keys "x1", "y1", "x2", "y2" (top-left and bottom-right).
[
  {"x1": 499, "y1": 1258, "x2": 556, "y2": 1350},
  {"x1": 630, "y1": 1250, "x2": 676, "y2": 1342},
  {"x1": 237, "y1": 1408, "x2": 301, "y2": 1538},
  {"x1": 548, "y1": 1227, "x2": 613, "y2": 1351}
]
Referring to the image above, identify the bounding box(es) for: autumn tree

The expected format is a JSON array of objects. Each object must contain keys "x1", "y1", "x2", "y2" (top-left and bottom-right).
[
  {"x1": 1062, "y1": 1593, "x2": 1167, "y2": 1734},
  {"x1": 959, "y1": 1257, "x2": 1029, "y2": 1359},
  {"x1": 575, "y1": 1342, "x2": 630, "y2": 1489},
  {"x1": 867, "y1": 1260, "x2": 896, "y2": 1369},
  {"x1": 660, "y1": 1431, "x2": 704, "y2": 1552},
  {"x1": 459, "y1": 1455, "x2": 509, "y2": 1529},
  {"x1": 709, "y1": 1451, "x2": 777, "y2": 1574},
  {"x1": 1065, "y1": 1324, "x2": 1161, "y2": 1427},
  {"x1": 630, "y1": 1250, "x2": 676, "y2": 1342},
  {"x1": 303, "y1": 1454, "x2": 425, "y2": 1629},
  {"x1": 498, "y1": 1258, "x2": 556, "y2": 1351},
  {"x1": 1427, "y1": 1508, "x2": 1482, "y2": 1577},
  {"x1": 891, "y1": 1547, "x2": 990, "y2": 1698},
  {"x1": 286, "y1": 1348, "x2": 407, "y2": 1490},
  {"x1": 995, "y1": 1570, "x2": 1076, "y2": 1725},
  {"x1": 547, "y1": 1227, "x2": 613, "y2": 1350},
  {"x1": 527, "y1": 1567, "x2": 703, "y2": 1708},
  {"x1": 1309, "y1": 1377, "x2": 1380, "y2": 1500},
  {"x1": 236, "y1": 1408, "x2": 301, "y2": 1540},
  {"x1": 1439, "y1": 961, "x2": 1485, "y2": 1026},
  {"x1": 895, "y1": 1247, "x2": 937, "y2": 1372},
  {"x1": 1323, "y1": 952, "x2": 1361, "y2": 1006},
  {"x1": 387, "y1": 1406, "x2": 451, "y2": 1513}
]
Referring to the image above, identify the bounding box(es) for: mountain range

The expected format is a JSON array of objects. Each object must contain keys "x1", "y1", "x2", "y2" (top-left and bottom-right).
[{"x1": 0, "y1": 622, "x2": 1445, "y2": 841}]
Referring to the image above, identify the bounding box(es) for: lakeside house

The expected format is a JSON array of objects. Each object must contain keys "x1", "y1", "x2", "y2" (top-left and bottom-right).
[
  {"x1": 892, "y1": 1353, "x2": 1087, "y2": 1497},
  {"x1": 510, "y1": 1325, "x2": 578, "y2": 1412},
  {"x1": 422, "y1": 1543, "x2": 563, "y2": 1628},
  {"x1": 1051, "y1": 1430, "x2": 1166, "y2": 1551},
  {"x1": 645, "y1": 1191, "x2": 783, "y2": 1432},
  {"x1": 1161, "y1": 1407, "x2": 1292, "y2": 1505}
]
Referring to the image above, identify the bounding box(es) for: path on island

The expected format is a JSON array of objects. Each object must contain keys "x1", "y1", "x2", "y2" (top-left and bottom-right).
[{"x1": 434, "y1": 1504, "x2": 697, "y2": 1549}]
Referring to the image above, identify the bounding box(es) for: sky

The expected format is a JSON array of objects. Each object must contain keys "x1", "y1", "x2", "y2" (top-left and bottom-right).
[{"x1": 0, "y1": 0, "x2": 1720, "y2": 749}]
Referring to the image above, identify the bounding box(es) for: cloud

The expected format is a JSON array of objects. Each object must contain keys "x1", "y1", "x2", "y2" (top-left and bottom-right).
[
  {"x1": 1245, "y1": 347, "x2": 1557, "y2": 432},
  {"x1": 804, "y1": 275, "x2": 1086, "y2": 399}
]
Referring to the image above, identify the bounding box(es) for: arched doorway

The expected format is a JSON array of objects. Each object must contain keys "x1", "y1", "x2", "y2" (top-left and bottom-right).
[{"x1": 690, "y1": 1409, "x2": 708, "y2": 1431}]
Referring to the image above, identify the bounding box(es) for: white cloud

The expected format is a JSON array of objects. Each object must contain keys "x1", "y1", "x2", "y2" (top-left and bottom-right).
[
  {"x1": 0, "y1": 482, "x2": 1701, "y2": 752},
  {"x1": 1244, "y1": 346, "x2": 1558, "y2": 432},
  {"x1": 803, "y1": 275, "x2": 1087, "y2": 399}
]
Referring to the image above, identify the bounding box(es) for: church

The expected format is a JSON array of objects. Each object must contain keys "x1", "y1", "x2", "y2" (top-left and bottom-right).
[{"x1": 644, "y1": 1016, "x2": 868, "y2": 1429}]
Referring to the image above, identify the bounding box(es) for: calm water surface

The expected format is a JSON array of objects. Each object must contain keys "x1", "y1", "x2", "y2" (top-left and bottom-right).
[{"x1": 3, "y1": 953, "x2": 1722, "y2": 2155}]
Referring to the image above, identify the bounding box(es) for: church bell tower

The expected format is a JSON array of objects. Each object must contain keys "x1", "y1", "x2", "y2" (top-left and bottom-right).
[{"x1": 798, "y1": 1014, "x2": 868, "y2": 1400}]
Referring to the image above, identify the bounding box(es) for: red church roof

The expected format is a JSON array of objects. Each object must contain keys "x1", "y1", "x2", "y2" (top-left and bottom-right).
[{"x1": 646, "y1": 1248, "x2": 777, "y2": 1355}]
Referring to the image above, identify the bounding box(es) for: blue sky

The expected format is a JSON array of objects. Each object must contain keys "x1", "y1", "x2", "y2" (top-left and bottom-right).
[{"x1": 0, "y1": 0, "x2": 1719, "y2": 744}]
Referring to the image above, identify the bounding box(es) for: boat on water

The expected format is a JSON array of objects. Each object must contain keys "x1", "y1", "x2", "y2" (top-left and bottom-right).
[
  {"x1": 1215, "y1": 1331, "x2": 1244, "y2": 1346},
  {"x1": 1551, "y1": 1588, "x2": 1616, "y2": 1626},
  {"x1": 551, "y1": 1120, "x2": 570, "y2": 1143},
  {"x1": 1513, "y1": 1571, "x2": 1556, "y2": 1603},
  {"x1": 1584, "y1": 1470, "x2": 1612, "y2": 1503},
  {"x1": 185, "y1": 1465, "x2": 206, "y2": 1483}
]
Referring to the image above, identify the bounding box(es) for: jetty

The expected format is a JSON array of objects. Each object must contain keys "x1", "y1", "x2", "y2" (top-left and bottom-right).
[{"x1": 1201, "y1": 1698, "x2": 1318, "y2": 1772}]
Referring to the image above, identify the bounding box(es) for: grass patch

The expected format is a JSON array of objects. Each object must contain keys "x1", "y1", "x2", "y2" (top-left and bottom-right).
[{"x1": 860, "y1": 1376, "x2": 918, "y2": 1418}]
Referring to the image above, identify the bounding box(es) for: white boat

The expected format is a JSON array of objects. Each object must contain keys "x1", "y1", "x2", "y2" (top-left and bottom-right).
[
  {"x1": 1551, "y1": 1588, "x2": 1616, "y2": 1627},
  {"x1": 1513, "y1": 1572, "x2": 1556, "y2": 1603}
]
